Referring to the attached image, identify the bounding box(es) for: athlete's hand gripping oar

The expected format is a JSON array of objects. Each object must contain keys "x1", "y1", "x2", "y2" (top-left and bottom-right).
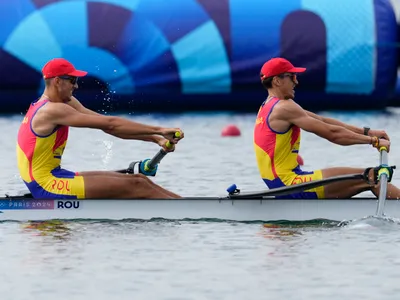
[
  {"x1": 375, "y1": 147, "x2": 391, "y2": 217},
  {"x1": 139, "y1": 132, "x2": 182, "y2": 176},
  {"x1": 226, "y1": 173, "x2": 367, "y2": 199},
  {"x1": 114, "y1": 132, "x2": 182, "y2": 176}
]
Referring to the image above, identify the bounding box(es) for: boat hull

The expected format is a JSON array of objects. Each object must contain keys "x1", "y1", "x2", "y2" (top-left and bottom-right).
[{"x1": 0, "y1": 198, "x2": 398, "y2": 222}]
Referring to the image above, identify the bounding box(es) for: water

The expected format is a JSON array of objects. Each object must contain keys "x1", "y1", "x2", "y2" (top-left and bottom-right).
[{"x1": 2, "y1": 108, "x2": 400, "y2": 299}]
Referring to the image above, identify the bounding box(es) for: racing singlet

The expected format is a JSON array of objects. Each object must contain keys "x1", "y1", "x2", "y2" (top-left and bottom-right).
[
  {"x1": 16, "y1": 99, "x2": 85, "y2": 199},
  {"x1": 253, "y1": 97, "x2": 324, "y2": 199}
]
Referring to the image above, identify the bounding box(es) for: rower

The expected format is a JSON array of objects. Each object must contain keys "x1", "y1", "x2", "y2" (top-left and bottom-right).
[
  {"x1": 253, "y1": 57, "x2": 400, "y2": 199},
  {"x1": 17, "y1": 58, "x2": 184, "y2": 200}
]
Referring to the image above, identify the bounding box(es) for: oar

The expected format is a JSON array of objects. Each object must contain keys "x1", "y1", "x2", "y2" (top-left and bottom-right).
[
  {"x1": 115, "y1": 132, "x2": 181, "y2": 176},
  {"x1": 227, "y1": 173, "x2": 365, "y2": 199},
  {"x1": 139, "y1": 132, "x2": 181, "y2": 176},
  {"x1": 375, "y1": 147, "x2": 390, "y2": 217}
]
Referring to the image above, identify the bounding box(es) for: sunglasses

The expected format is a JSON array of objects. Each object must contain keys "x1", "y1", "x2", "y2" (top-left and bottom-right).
[
  {"x1": 58, "y1": 75, "x2": 78, "y2": 85},
  {"x1": 278, "y1": 73, "x2": 297, "y2": 82}
]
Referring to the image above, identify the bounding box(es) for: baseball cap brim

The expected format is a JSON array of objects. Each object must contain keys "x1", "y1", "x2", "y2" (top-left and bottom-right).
[
  {"x1": 67, "y1": 70, "x2": 88, "y2": 77},
  {"x1": 288, "y1": 67, "x2": 306, "y2": 73}
]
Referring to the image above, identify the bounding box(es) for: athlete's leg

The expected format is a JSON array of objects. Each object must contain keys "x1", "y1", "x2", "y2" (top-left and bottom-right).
[
  {"x1": 321, "y1": 167, "x2": 400, "y2": 199},
  {"x1": 82, "y1": 173, "x2": 181, "y2": 199},
  {"x1": 31, "y1": 168, "x2": 180, "y2": 199},
  {"x1": 78, "y1": 171, "x2": 181, "y2": 198}
]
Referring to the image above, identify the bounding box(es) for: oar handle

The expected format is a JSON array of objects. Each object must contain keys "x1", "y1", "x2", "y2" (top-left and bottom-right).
[
  {"x1": 145, "y1": 132, "x2": 181, "y2": 170},
  {"x1": 140, "y1": 132, "x2": 181, "y2": 176},
  {"x1": 376, "y1": 146, "x2": 390, "y2": 216},
  {"x1": 113, "y1": 132, "x2": 181, "y2": 176},
  {"x1": 378, "y1": 147, "x2": 390, "y2": 178}
]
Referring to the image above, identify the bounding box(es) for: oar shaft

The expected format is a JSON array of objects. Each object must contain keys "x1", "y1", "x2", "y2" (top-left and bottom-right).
[
  {"x1": 146, "y1": 149, "x2": 168, "y2": 170},
  {"x1": 142, "y1": 132, "x2": 181, "y2": 173},
  {"x1": 117, "y1": 132, "x2": 182, "y2": 175},
  {"x1": 380, "y1": 149, "x2": 387, "y2": 165},
  {"x1": 376, "y1": 148, "x2": 389, "y2": 216},
  {"x1": 116, "y1": 147, "x2": 169, "y2": 175},
  {"x1": 229, "y1": 173, "x2": 365, "y2": 199}
]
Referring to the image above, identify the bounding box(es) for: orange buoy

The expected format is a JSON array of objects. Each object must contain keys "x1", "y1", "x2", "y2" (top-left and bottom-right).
[
  {"x1": 221, "y1": 124, "x2": 241, "y2": 137},
  {"x1": 297, "y1": 155, "x2": 304, "y2": 166}
]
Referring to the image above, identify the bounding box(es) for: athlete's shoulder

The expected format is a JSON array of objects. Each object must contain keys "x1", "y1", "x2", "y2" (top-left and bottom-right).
[
  {"x1": 42, "y1": 101, "x2": 69, "y2": 110},
  {"x1": 271, "y1": 100, "x2": 308, "y2": 123},
  {"x1": 273, "y1": 99, "x2": 301, "y2": 112},
  {"x1": 39, "y1": 101, "x2": 77, "y2": 119},
  {"x1": 258, "y1": 97, "x2": 282, "y2": 113},
  {"x1": 277, "y1": 98, "x2": 300, "y2": 107}
]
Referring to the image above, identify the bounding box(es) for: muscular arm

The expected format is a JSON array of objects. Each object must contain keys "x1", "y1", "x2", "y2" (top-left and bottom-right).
[
  {"x1": 306, "y1": 110, "x2": 364, "y2": 135},
  {"x1": 44, "y1": 100, "x2": 164, "y2": 139},
  {"x1": 276, "y1": 101, "x2": 372, "y2": 146},
  {"x1": 67, "y1": 96, "x2": 162, "y2": 143}
]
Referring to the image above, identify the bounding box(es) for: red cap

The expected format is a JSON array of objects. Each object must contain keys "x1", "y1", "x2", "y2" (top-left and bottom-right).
[
  {"x1": 42, "y1": 58, "x2": 87, "y2": 79},
  {"x1": 260, "y1": 57, "x2": 306, "y2": 79}
]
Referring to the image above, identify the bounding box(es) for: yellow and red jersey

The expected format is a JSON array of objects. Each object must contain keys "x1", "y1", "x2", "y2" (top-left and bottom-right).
[{"x1": 253, "y1": 97, "x2": 324, "y2": 199}]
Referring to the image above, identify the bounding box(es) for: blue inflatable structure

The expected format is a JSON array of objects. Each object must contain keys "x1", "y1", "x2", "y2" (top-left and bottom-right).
[{"x1": 0, "y1": 0, "x2": 398, "y2": 113}]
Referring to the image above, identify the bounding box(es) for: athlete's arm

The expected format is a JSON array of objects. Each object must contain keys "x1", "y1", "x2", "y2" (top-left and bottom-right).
[
  {"x1": 276, "y1": 101, "x2": 373, "y2": 146},
  {"x1": 43, "y1": 102, "x2": 181, "y2": 141},
  {"x1": 67, "y1": 96, "x2": 169, "y2": 143},
  {"x1": 305, "y1": 110, "x2": 364, "y2": 134},
  {"x1": 305, "y1": 109, "x2": 390, "y2": 141}
]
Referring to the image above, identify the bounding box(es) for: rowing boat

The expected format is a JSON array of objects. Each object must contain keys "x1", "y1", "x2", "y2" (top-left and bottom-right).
[
  {"x1": 0, "y1": 197, "x2": 398, "y2": 222},
  {"x1": 1, "y1": 142, "x2": 394, "y2": 223},
  {"x1": 0, "y1": 172, "x2": 390, "y2": 222}
]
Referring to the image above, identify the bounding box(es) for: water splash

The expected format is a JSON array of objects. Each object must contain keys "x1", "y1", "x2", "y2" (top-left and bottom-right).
[
  {"x1": 338, "y1": 214, "x2": 400, "y2": 230},
  {"x1": 101, "y1": 140, "x2": 114, "y2": 168}
]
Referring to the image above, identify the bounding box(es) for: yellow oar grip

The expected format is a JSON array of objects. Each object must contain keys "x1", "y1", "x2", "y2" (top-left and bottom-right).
[
  {"x1": 378, "y1": 167, "x2": 390, "y2": 177},
  {"x1": 379, "y1": 146, "x2": 388, "y2": 152},
  {"x1": 166, "y1": 132, "x2": 182, "y2": 148}
]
